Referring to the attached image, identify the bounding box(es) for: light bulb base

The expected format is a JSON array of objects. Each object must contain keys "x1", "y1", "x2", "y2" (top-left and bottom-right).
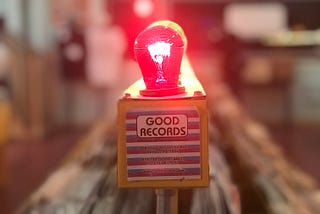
[{"x1": 140, "y1": 86, "x2": 185, "y2": 97}]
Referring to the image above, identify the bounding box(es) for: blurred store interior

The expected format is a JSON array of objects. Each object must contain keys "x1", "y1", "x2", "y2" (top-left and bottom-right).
[{"x1": 0, "y1": 0, "x2": 320, "y2": 213}]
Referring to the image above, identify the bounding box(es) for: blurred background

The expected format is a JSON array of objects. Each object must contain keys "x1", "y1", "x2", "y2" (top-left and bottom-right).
[{"x1": 0, "y1": 0, "x2": 320, "y2": 213}]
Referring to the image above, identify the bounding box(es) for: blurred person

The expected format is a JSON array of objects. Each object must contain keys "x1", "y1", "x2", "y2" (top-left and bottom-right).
[
  {"x1": 222, "y1": 32, "x2": 243, "y2": 97},
  {"x1": 0, "y1": 17, "x2": 11, "y2": 187},
  {"x1": 58, "y1": 20, "x2": 87, "y2": 81},
  {"x1": 85, "y1": 10, "x2": 127, "y2": 116},
  {"x1": 0, "y1": 17, "x2": 12, "y2": 145},
  {"x1": 57, "y1": 19, "x2": 87, "y2": 126}
]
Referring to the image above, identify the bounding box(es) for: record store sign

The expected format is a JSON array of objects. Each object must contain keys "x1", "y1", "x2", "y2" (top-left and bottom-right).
[
  {"x1": 137, "y1": 115, "x2": 187, "y2": 138},
  {"x1": 125, "y1": 107, "x2": 201, "y2": 181}
]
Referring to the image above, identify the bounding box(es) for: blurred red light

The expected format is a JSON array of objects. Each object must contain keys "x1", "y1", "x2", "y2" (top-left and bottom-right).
[
  {"x1": 134, "y1": 21, "x2": 187, "y2": 96},
  {"x1": 133, "y1": 0, "x2": 154, "y2": 18}
]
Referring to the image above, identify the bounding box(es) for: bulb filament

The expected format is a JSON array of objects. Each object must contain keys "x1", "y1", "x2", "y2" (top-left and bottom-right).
[{"x1": 148, "y1": 41, "x2": 172, "y2": 85}]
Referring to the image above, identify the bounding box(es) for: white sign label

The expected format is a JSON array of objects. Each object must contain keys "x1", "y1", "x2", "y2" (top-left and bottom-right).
[
  {"x1": 137, "y1": 115, "x2": 188, "y2": 138},
  {"x1": 125, "y1": 106, "x2": 201, "y2": 181}
]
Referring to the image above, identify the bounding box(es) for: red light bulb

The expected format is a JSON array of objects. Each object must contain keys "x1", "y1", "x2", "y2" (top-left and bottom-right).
[{"x1": 134, "y1": 20, "x2": 187, "y2": 96}]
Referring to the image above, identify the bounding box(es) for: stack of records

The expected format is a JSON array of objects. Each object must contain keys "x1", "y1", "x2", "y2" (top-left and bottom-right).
[
  {"x1": 207, "y1": 84, "x2": 320, "y2": 214},
  {"x1": 191, "y1": 144, "x2": 241, "y2": 214}
]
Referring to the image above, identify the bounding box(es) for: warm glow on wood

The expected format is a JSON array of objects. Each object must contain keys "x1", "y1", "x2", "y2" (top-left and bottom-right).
[{"x1": 124, "y1": 55, "x2": 205, "y2": 99}]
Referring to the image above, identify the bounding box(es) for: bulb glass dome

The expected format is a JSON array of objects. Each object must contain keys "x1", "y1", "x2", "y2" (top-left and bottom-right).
[{"x1": 134, "y1": 20, "x2": 187, "y2": 96}]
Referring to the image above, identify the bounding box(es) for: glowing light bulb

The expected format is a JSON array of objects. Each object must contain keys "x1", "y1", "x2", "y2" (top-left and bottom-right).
[{"x1": 134, "y1": 20, "x2": 187, "y2": 96}]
